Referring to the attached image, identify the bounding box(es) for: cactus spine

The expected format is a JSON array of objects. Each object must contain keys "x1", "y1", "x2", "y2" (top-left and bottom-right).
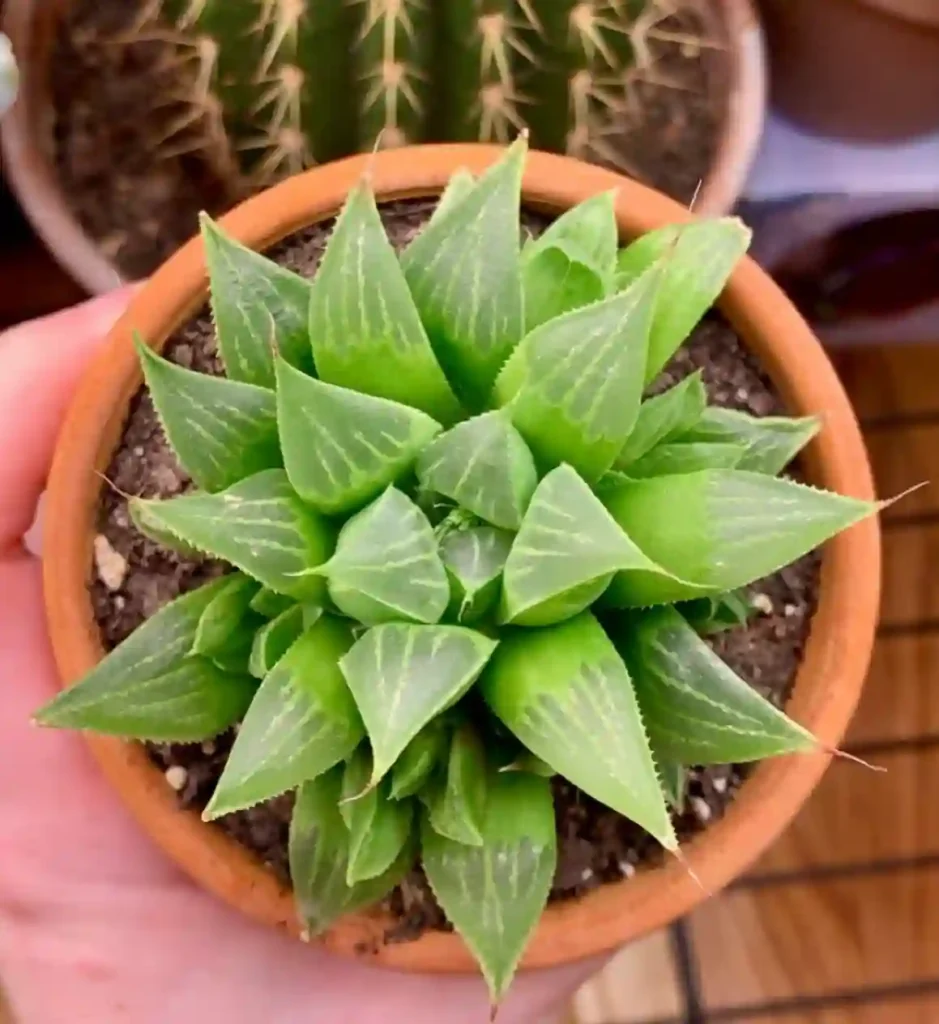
[{"x1": 139, "y1": 0, "x2": 687, "y2": 186}]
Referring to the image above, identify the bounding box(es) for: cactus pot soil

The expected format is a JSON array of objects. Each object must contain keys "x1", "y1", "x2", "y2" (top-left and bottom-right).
[
  {"x1": 41, "y1": 146, "x2": 879, "y2": 972},
  {"x1": 2, "y1": 0, "x2": 765, "y2": 293}
]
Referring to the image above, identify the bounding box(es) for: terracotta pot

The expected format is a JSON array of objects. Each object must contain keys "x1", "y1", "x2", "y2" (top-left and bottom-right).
[
  {"x1": 762, "y1": 0, "x2": 939, "y2": 142},
  {"x1": 1, "y1": 0, "x2": 766, "y2": 296},
  {"x1": 42, "y1": 144, "x2": 880, "y2": 973}
]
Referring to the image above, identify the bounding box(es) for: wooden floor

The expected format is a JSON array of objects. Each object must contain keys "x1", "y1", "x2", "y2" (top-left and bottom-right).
[{"x1": 572, "y1": 340, "x2": 939, "y2": 1023}]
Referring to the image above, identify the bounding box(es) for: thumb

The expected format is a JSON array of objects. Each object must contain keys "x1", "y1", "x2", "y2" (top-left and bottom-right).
[{"x1": 0, "y1": 288, "x2": 137, "y2": 553}]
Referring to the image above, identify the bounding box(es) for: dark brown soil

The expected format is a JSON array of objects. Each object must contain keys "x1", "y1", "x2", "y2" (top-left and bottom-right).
[
  {"x1": 91, "y1": 199, "x2": 820, "y2": 943},
  {"x1": 50, "y1": 1, "x2": 726, "y2": 282}
]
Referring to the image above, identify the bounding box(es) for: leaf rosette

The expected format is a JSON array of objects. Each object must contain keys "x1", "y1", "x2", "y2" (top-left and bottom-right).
[{"x1": 36, "y1": 138, "x2": 879, "y2": 1006}]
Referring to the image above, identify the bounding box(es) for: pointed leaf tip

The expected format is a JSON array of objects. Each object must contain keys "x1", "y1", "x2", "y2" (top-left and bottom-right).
[
  {"x1": 308, "y1": 178, "x2": 461, "y2": 423},
  {"x1": 339, "y1": 623, "x2": 497, "y2": 787},
  {"x1": 200, "y1": 214, "x2": 314, "y2": 387},
  {"x1": 324, "y1": 488, "x2": 450, "y2": 625},
  {"x1": 402, "y1": 139, "x2": 526, "y2": 410},
  {"x1": 500, "y1": 464, "x2": 681, "y2": 626},
  {"x1": 205, "y1": 617, "x2": 362, "y2": 819},
  {"x1": 482, "y1": 612, "x2": 674, "y2": 846},
  {"x1": 275, "y1": 356, "x2": 442, "y2": 516},
  {"x1": 615, "y1": 217, "x2": 751, "y2": 383},
  {"x1": 34, "y1": 578, "x2": 248, "y2": 740},
  {"x1": 422, "y1": 771, "x2": 556, "y2": 1004},
  {"x1": 615, "y1": 372, "x2": 708, "y2": 469},
  {"x1": 521, "y1": 191, "x2": 619, "y2": 331},
  {"x1": 134, "y1": 335, "x2": 282, "y2": 494},
  {"x1": 129, "y1": 470, "x2": 335, "y2": 601},
  {"x1": 417, "y1": 411, "x2": 537, "y2": 531},
  {"x1": 604, "y1": 469, "x2": 876, "y2": 598},
  {"x1": 495, "y1": 264, "x2": 662, "y2": 483},
  {"x1": 620, "y1": 606, "x2": 816, "y2": 764}
]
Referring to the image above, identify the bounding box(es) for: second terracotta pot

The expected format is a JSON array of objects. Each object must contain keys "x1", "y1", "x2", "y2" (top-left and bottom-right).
[
  {"x1": 1, "y1": 0, "x2": 766, "y2": 296},
  {"x1": 763, "y1": 0, "x2": 939, "y2": 142},
  {"x1": 41, "y1": 144, "x2": 880, "y2": 973}
]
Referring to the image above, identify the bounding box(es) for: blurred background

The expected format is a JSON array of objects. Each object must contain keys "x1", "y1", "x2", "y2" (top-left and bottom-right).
[{"x1": 2, "y1": 1, "x2": 939, "y2": 1022}]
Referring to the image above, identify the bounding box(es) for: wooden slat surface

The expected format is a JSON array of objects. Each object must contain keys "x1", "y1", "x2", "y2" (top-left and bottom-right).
[
  {"x1": 692, "y1": 867, "x2": 939, "y2": 1010},
  {"x1": 571, "y1": 932, "x2": 682, "y2": 1023}
]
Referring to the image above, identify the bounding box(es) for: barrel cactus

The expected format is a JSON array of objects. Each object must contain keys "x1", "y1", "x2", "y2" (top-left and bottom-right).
[
  {"x1": 36, "y1": 139, "x2": 878, "y2": 1005},
  {"x1": 136, "y1": 0, "x2": 682, "y2": 185}
]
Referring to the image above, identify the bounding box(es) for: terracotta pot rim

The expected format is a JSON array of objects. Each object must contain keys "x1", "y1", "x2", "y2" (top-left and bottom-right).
[
  {"x1": 42, "y1": 143, "x2": 881, "y2": 973},
  {"x1": 1, "y1": 0, "x2": 766, "y2": 296}
]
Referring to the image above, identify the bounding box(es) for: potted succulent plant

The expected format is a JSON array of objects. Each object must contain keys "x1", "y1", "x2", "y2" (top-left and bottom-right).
[
  {"x1": 1, "y1": 0, "x2": 764, "y2": 293},
  {"x1": 36, "y1": 139, "x2": 880, "y2": 1010}
]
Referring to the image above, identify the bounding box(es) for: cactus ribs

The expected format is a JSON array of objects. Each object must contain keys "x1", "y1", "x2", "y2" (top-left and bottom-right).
[{"x1": 51, "y1": 0, "x2": 727, "y2": 280}]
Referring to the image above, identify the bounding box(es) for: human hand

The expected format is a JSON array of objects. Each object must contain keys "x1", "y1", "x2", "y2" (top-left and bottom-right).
[{"x1": 0, "y1": 293, "x2": 603, "y2": 1024}]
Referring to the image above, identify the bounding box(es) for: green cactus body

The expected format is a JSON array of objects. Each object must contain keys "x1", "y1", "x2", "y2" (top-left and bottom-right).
[
  {"x1": 520, "y1": 1, "x2": 634, "y2": 159},
  {"x1": 146, "y1": 0, "x2": 664, "y2": 182},
  {"x1": 358, "y1": 0, "x2": 434, "y2": 149},
  {"x1": 438, "y1": 0, "x2": 521, "y2": 144}
]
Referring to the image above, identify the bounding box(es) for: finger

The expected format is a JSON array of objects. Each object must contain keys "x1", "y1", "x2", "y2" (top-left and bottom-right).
[
  {"x1": 0, "y1": 556, "x2": 178, "y2": 885},
  {"x1": 0, "y1": 289, "x2": 136, "y2": 553}
]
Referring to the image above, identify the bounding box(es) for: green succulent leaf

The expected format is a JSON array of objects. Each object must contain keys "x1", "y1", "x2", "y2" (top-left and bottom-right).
[
  {"x1": 290, "y1": 768, "x2": 413, "y2": 937},
  {"x1": 205, "y1": 616, "x2": 361, "y2": 818},
  {"x1": 604, "y1": 469, "x2": 876, "y2": 601},
  {"x1": 678, "y1": 590, "x2": 754, "y2": 635},
  {"x1": 494, "y1": 264, "x2": 662, "y2": 483},
  {"x1": 481, "y1": 611, "x2": 674, "y2": 846},
  {"x1": 129, "y1": 502, "x2": 202, "y2": 559},
  {"x1": 35, "y1": 578, "x2": 234, "y2": 731},
  {"x1": 210, "y1": 633, "x2": 255, "y2": 676},
  {"x1": 500, "y1": 464, "x2": 682, "y2": 627},
  {"x1": 200, "y1": 213, "x2": 314, "y2": 387},
  {"x1": 324, "y1": 488, "x2": 449, "y2": 625},
  {"x1": 531, "y1": 191, "x2": 619, "y2": 282},
  {"x1": 339, "y1": 623, "x2": 498, "y2": 786},
  {"x1": 439, "y1": 525, "x2": 513, "y2": 623},
  {"x1": 521, "y1": 192, "x2": 618, "y2": 331},
  {"x1": 192, "y1": 573, "x2": 260, "y2": 657},
  {"x1": 275, "y1": 355, "x2": 442, "y2": 516},
  {"x1": 614, "y1": 217, "x2": 752, "y2": 382},
  {"x1": 340, "y1": 749, "x2": 414, "y2": 884},
  {"x1": 522, "y1": 249, "x2": 605, "y2": 334},
  {"x1": 625, "y1": 440, "x2": 747, "y2": 479},
  {"x1": 130, "y1": 470, "x2": 334, "y2": 601},
  {"x1": 422, "y1": 771, "x2": 557, "y2": 1006},
  {"x1": 428, "y1": 168, "x2": 476, "y2": 226},
  {"x1": 390, "y1": 721, "x2": 448, "y2": 800},
  {"x1": 249, "y1": 587, "x2": 296, "y2": 620},
  {"x1": 427, "y1": 723, "x2": 488, "y2": 846},
  {"x1": 135, "y1": 337, "x2": 282, "y2": 493},
  {"x1": 653, "y1": 745, "x2": 687, "y2": 812},
  {"x1": 36, "y1": 654, "x2": 255, "y2": 742},
  {"x1": 401, "y1": 137, "x2": 526, "y2": 409},
  {"x1": 621, "y1": 606, "x2": 816, "y2": 763},
  {"x1": 614, "y1": 372, "x2": 708, "y2": 469},
  {"x1": 308, "y1": 178, "x2": 462, "y2": 424},
  {"x1": 248, "y1": 603, "x2": 306, "y2": 678},
  {"x1": 417, "y1": 411, "x2": 538, "y2": 530},
  {"x1": 682, "y1": 406, "x2": 822, "y2": 475}
]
